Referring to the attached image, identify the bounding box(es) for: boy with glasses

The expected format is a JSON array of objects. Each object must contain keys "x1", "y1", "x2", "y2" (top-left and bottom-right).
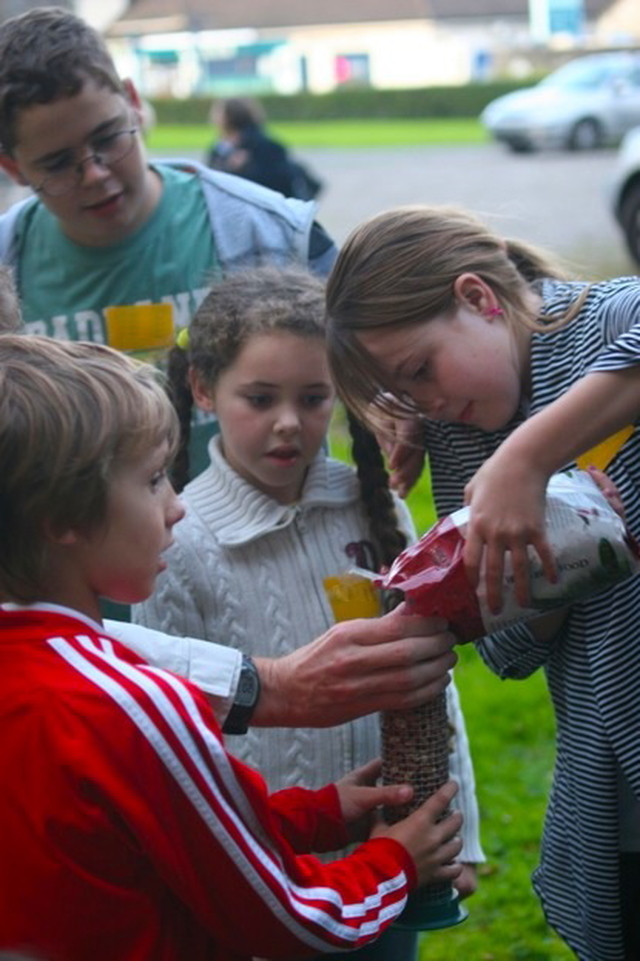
[{"x1": 0, "y1": 6, "x2": 337, "y2": 477}]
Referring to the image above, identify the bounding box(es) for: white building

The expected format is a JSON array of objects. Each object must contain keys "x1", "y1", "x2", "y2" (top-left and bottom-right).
[{"x1": 102, "y1": 0, "x2": 637, "y2": 98}]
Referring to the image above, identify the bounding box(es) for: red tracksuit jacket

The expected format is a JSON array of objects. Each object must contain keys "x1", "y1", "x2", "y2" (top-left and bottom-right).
[{"x1": 0, "y1": 605, "x2": 415, "y2": 961}]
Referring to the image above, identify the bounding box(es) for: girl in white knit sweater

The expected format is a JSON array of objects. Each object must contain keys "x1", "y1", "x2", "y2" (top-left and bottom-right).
[{"x1": 134, "y1": 265, "x2": 484, "y2": 961}]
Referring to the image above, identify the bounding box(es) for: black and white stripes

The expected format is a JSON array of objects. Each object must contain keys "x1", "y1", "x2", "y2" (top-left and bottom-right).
[{"x1": 422, "y1": 276, "x2": 640, "y2": 960}]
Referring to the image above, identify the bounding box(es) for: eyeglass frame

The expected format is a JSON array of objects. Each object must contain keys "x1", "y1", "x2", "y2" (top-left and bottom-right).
[{"x1": 32, "y1": 125, "x2": 139, "y2": 198}]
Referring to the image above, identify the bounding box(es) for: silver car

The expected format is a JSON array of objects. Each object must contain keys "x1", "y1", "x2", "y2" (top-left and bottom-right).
[{"x1": 481, "y1": 51, "x2": 640, "y2": 153}]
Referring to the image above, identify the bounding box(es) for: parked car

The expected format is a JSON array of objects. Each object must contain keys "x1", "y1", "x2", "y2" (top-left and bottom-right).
[
  {"x1": 481, "y1": 51, "x2": 640, "y2": 153},
  {"x1": 609, "y1": 124, "x2": 640, "y2": 266}
]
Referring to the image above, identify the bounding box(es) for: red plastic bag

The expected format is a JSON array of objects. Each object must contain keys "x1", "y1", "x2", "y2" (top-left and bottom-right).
[{"x1": 378, "y1": 470, "x2": 640, "y2": 642}]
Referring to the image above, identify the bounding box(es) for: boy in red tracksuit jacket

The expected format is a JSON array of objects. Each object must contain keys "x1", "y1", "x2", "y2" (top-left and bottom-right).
[{"x1": 0, "y1": 335, "x2": 462, "y2": 961}]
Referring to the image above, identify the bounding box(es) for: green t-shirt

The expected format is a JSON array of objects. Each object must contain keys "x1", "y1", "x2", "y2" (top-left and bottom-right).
[
  {"x1": 18, "y1": 163, "x2": 216, "y2": 343},
  {"x1": 17, "y1": 164, "x2": 222, "y2": 623},
  {"x1": 17, "y1": 163, "x2": 219, "y2": 477}
]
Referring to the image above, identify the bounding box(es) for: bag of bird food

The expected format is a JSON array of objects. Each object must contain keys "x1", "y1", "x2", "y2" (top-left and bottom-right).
[{"x1": 375, "y1": 469, "x2": 639, "y2": 642}]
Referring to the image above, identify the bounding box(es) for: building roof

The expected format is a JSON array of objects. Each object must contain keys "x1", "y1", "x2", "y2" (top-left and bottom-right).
[
  {"x1": 115, "y1": 0, "x2": 426, "y2": 30},
  {"x1": 427, "y1": 0, "x2": 612, "y2": 16},
  {"x1": 112, "y1": 0, "x2": 616, "y2": 32}
]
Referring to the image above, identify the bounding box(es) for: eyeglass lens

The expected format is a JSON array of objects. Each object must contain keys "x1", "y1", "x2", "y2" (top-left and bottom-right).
[{"x1": 38, "y1": 128, "x2": 137, "y2": 196}]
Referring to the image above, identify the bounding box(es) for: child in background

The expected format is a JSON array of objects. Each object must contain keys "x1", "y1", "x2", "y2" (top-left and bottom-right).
[
  {"x1": 324, "y1": 204, "x2": 640, "y2": 961},
  {"x1": 133, "y1": 265, "x2": 485, "y2": 961},
  {"x1": 206, "y1": 97, "x2": 323, "y2": 201},
  {"x1": 0, "y1": 334, "x2": 464, "y2": 961}
]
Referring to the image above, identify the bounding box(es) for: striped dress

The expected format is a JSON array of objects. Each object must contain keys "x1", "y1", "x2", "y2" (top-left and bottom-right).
[{"x1": 422, "y1": 276, "x2": 640, "y2": 961}]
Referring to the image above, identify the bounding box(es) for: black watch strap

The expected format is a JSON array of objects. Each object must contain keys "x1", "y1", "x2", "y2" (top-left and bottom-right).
[{"x1": 222, "y1": 654, "x2": 261, "y2": 735}]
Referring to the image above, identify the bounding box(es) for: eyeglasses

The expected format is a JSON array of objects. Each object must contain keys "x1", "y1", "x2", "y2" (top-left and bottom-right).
[{"x1": 34, "y1": 127, "x2": 138, "y2": 197}]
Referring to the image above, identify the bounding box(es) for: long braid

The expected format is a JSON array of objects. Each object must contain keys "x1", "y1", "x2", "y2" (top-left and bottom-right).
[
  {"x1": 166, "y1": 345, "x2": 193, "y2": 493},
  {"x1": 346, "y1": 407, "x2": 407, "y2": 577},
  {"x1": 348, "y1": 408, "x2": 457, "y2": 873}
]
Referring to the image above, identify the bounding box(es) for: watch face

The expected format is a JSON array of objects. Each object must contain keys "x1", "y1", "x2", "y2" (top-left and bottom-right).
[
  {"x1": 223, "y1": 657, "x2": 261, "y2": 735},
  {"x1": 236, "y1": 660, "x2": 260, "y2": 707}
]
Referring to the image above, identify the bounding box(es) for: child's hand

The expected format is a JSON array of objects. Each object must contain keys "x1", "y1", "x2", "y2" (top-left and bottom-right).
[
  {"x1": 335, "y1": 758, "x2": 414, "y2": 843},
  {"x1": 372, "y1": 780, "x2": 463, "y2": 888},
  {"x1": 463, "y1": 452, "x2": 556, "y2": 612},
  {"x1": 454, "y1": 862, "x2": 478, "y2": 900},
  {"x1": 372, "y1": 412, "x2": 426, "y2": 499}
]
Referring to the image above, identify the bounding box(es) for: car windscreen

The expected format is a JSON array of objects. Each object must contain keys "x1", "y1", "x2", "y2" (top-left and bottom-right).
[{"x1": 540, "y1": 57, "x2": 632, "y2": 91}]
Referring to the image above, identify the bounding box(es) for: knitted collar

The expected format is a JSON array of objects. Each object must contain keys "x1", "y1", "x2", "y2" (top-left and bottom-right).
[{"x1": 183, "y1": 435, "x2": 360, "y2": 546}]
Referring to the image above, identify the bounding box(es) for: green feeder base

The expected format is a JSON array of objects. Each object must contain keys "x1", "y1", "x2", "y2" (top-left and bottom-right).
[{"x1": 393, "y1": 884, "x2": 468, "y2": 931}]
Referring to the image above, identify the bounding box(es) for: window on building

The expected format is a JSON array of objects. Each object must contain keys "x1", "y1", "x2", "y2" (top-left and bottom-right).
[{"x1": 335, "y1": 53, "x2": 370, "y2": 87}]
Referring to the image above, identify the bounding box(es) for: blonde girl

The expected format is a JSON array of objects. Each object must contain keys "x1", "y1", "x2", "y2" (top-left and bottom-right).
[{"x1": 325, "y1": 204, "x2": 640, "y2": 961}]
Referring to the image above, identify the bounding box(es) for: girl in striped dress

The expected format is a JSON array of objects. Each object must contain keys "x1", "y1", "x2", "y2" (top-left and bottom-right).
[{"x1": 324, "y1": 205, "x2": 640, "y2": 961}]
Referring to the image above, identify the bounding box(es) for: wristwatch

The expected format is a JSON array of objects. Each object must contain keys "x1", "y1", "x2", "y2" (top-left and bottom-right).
[{"x1": 222, "y1": 654, "x2": 261, "y2": 735}]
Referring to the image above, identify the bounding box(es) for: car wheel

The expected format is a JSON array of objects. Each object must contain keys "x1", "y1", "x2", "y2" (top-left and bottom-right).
[
  {"x1": 567, "y1": 118, "x2": 601, "y2": 151},
  {"x1": 619, "y1": 180, "x2": 640, "y2": 266},
  {"x1": 507, "y1": 139, "x2": 535, "y2": 154}
]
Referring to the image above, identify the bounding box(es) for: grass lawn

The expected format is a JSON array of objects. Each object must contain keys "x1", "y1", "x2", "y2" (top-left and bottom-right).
[
  {"x1": 329, "y1": 407, "x2": 575, "y2": 960},
  {"x1": 146, "y1": 117, "x2": 488, "y2": 152}
]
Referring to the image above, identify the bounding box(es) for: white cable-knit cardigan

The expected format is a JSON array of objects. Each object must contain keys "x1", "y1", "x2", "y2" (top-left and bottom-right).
[{"x1": 134, "y1": 437, "x2": 484, "y2": 863}]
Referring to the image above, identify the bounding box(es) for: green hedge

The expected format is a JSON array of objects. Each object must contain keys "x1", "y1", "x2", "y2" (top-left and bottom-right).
[{"x1": 150, "y1": 81, "x2": 533, "y2": 125}]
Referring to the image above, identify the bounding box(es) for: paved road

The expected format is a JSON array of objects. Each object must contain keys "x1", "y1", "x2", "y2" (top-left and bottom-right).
[
  {"x1": 297, "y1": 142, "x2": 638, "y2": 280},
  {"x1": 1, "y1": 143, "x2": 637, "y2": 280}
]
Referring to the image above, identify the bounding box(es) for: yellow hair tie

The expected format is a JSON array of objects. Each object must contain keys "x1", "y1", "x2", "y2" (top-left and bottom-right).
[{"x1": 176, "y1": 327, "x2": 190, "y2": 350}]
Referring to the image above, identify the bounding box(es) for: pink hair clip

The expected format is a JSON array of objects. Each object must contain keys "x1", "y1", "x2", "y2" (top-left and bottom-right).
[{"x1": 485, "y1": 305, "x2": 504, "y2": 317}]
